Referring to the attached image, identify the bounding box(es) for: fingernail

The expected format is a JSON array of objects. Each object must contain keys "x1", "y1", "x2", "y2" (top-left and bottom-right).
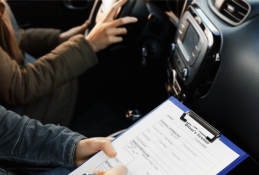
[
  {"x1": 132, "y1": 17, "x2": 138, "y2": 22},
  {"x1": 112, "y1": 149, "x2": 117, "y2": 155}
]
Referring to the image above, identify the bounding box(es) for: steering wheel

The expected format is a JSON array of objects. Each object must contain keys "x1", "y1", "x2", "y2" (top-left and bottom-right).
[{"x1": 85, "y1": 0, "x2": 137, "y2": 37}]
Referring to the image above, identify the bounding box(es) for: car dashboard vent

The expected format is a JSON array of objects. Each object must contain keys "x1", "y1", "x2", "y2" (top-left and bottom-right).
[
  {"x1": 220, "y1": 0, "x2": 249, "y2": 22},
  {"x1": 209, "y1": 0, "x2": 251, "y2": 26}
]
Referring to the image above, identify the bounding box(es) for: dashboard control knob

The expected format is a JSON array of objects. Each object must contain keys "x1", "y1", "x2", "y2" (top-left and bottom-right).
[
  {"x1": 142, "y1": 47, "x2": 148, "y2": 58},
  {"x1": 182, "y1": 68, "x2": 188, "y2": 79},
  {"x1": 148, "y1": 13, "x2": 159, "y2": 24},
  {"x1": 126, "y1": 110, "x2": 144, "y2": 124},
  {"x1": 171, "y1": 43, "x2": 176, "y2": 52},
  {"x1": 148, "y1": 13, "x2": 163, "y2": 34}
]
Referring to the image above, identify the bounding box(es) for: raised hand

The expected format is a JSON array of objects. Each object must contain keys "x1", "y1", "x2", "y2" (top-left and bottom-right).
[{"x1": 86, "y1": 0, "x2": 138, "y2": 52}]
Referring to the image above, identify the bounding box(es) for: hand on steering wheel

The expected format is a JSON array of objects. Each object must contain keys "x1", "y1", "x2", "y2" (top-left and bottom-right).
[
  {"x1": 59, "y1": 20, "x2": 89, "y2": 44},
  {"x1": 86, "y1": 0, "x2": 138, "y2": 52}
]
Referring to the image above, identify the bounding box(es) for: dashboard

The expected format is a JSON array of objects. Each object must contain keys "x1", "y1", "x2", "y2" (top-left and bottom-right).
[
  {"x1": 168, "y1": 0, "x2": 259, "y2": 165},
  {"x1": 93, "y1": 0, "x2": 259, "y2": 164}
]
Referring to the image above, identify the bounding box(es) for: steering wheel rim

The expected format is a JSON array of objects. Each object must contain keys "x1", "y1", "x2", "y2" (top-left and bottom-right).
[{"x1": 85, "y1": 0, "x2": 137, "y2": 37}]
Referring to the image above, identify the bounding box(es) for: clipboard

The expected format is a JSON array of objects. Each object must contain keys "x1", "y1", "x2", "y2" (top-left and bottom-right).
[
  {"x1": 169, "y1": 96, "x2": 249, "y2": 174},
  {"x1": 71, "y1": 96, "x2": 249, "y2": 175}
]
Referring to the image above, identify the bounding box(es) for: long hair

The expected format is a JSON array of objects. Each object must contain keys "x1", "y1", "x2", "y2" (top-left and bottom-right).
[{"x1": 0, "y1": 0, "x2": 22, "y2": 62}]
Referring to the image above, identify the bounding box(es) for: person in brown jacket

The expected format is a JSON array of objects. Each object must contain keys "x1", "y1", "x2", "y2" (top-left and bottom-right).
[{"x1": 0, "y1": 0, "x2": 138, "y2": 128}]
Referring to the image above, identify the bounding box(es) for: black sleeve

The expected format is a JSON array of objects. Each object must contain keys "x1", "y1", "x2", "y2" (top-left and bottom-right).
[{"x1": 0, "y1": 106, "x2": 85, "y2": 170}]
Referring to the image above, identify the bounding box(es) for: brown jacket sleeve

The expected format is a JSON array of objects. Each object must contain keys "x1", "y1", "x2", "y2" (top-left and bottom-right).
[
  {"x1": 19, "y1": 28, "x2": 61, "y2": 54},
  {"x1": 0, "y1": 34, "x2": 98, "y2": 106}
]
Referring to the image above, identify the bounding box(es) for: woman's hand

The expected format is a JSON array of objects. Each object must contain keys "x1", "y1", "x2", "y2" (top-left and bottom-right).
[
  {"x1": 73, "y1": 137, "x2": 116, "y2": 168},
  {"x1": 89, "y1": 165, "x2": 128, "y2": 175},
  {"x1": 59, "y1": 20, "x2": 89, "y2": 44},
  {"x1": 86, "y1": 0, "x2": 138, "y2": 52}
]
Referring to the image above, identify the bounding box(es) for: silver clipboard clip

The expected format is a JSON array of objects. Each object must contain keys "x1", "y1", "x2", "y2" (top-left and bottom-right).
[{"x1": 180, "y1": 110, "x2": 221, "y2": 143}]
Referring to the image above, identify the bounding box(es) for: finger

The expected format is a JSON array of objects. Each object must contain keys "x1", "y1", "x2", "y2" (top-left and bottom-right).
[
  {"x1": 106, "y1": 28, "x2": 127, "y2": 36},
  {"x1": 89, "y1": 168, "x2": 106, "y2": 175},
  {"x1": 105, "y1": 165, "x2": 128, "y2": 175},
  {"x1": 104, "y1": 0, "x2": 127, "y2": 22},
  {"x1": 109, "y1": 17, "x2": 138, "y2": 27},
  {"x1": 105, "y1": 137, "x2": 115, "y2": 141},
  {"x1": 80, "y1": 21, "x2": 89, "y2": 33},
  {"x1": 88, "y1": 139, "x2": 117, "y2": 157},
  {"x1": 83, "y1": 20, "x2": 89, "y2": 28},
  {"x1": 100, "y1": 139, "x2": 117, "y2": 157},
  {"x1": 92, "y1": 137, "x2": 114, "y2": 141},
  {"x1": 107, "y1": 36, "x2": 123, "y2": 44}
]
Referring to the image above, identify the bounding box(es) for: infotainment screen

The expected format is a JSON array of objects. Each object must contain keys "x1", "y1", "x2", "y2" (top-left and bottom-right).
[{"x1": 182, "y1": 24, "x2": 199, "y2": 59}]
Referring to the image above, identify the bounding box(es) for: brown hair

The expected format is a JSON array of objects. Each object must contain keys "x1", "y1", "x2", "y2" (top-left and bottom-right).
[{"x1": 0, "y1": 0, "x2": 22, "y2": 62}]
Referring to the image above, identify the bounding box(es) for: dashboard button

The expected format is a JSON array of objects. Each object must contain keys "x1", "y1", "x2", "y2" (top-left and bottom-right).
[
  {"x1": 197, "y1": 41, "x2": 203, "y2": 51},
  {"x1": 192, "y1": 51, "x2": 196, "y2": 58},
  {"x1": 194, "y1": 47, "x2": 200, "y2": 57},
  {"x1": 173, "y1": 52, "x2": 185, "y2": 72},
  {"x1": 191, "y1": 52, "x2": 197, "y2": 62},
  {"x1": 182, "y1": 68, "x2": 188, "y2": 78},
  {"x1": 171, "y1": 43, "x2": 176, "y2": 52}
]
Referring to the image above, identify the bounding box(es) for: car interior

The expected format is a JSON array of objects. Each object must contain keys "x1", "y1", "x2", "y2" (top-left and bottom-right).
[{"x1": 2, "y1": 0, "x2": 259, "y2": 174}]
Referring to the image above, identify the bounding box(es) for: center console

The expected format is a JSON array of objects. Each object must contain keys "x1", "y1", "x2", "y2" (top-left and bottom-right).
[{"x1": 167, "y1": 5, "x2": 221, "y2": 104}]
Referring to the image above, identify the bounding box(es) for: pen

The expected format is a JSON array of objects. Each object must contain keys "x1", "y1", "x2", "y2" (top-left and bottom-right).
[{"x1": 83, "y1": 173, "x2": 96, "y2": 175}]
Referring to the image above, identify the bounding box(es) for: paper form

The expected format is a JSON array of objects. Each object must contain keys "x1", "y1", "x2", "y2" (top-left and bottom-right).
[{"x1": 70, "y1": 100, "x2": 239, "y2": 175}]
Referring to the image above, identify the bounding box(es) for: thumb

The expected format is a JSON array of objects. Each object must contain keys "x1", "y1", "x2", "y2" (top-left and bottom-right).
[
  {"x1": 86, "y1": 138, "x2": 117, "y2": 158},
  {"x1": 104, "y1": 165, "x2": 128, "y2": 175},
  {"x1": 78, "y1": 20, "x2": 89, "y2": 35},
  {"x1": 98, "y1": 139, "x2": 117, "y2": 158},
  {"x1": 82, "y1": 20, "x2": 89, "y2": 29}
]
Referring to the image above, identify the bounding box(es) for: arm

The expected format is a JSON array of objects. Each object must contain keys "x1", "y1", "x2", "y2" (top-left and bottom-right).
[
  {"x1": 19, "y1": 21, "x2": 89, "y2": 55},
  {"x1": 19, "y1": 28, "x2": 61, "y2": 54},
  {"x1": 0, "y1": 106, "x2": 121, "y2": 173},
  {"x1": 0, "y1": 35, "x2": 98, "y2": 105},
  {"x1": 0, "y1": 106, "x2": 84, "y2": 169},
  {"x1": 0, "y1": 0, "x2": 137, "y2": 106}
]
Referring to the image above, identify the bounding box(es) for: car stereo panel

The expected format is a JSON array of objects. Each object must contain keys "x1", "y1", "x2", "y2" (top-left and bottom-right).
[{"x1": 173, "y1": 11, "x2": 208, "y2": 85}]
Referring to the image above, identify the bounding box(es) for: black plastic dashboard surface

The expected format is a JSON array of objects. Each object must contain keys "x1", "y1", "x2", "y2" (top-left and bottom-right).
[{"x1": 191, "y1": 0, "x2": 259, "y2": 162}]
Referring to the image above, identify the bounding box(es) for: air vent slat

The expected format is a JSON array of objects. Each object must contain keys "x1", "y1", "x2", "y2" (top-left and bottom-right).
[
  {"x1": 238, "y1": 10, "x2": 246, "y2": 17},
  {"x1": 223, "y1": 9, "x2": 242, "y2": 22},
  {"x1": 231, "y1": 0, "x2": 249, "y2": 11}
]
